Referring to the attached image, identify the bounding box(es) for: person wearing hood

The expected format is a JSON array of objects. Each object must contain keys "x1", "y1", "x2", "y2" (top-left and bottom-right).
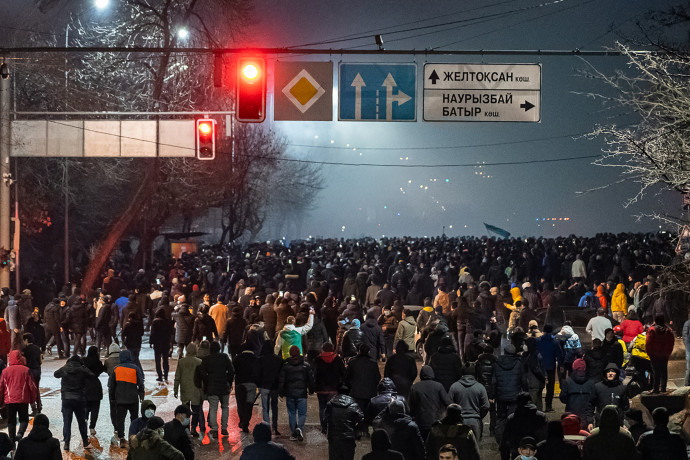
[
  {"x1": 4, "y1": 299, "x2": 21, "y2": 350},
  {"x1": 21, "y1": 333, "x2": 42, "y2": 415},
  {"x1": 610, "y1": 283, "x2": 628, "y2": 323},
  {"x1": 150, "y1": 309, "x2": 174, "y2": 383},
  {"x1": 362, "y1": 429, "x2": 404, "y2": 460},
  {"x1": 492, "y1": 344, "x2": 525, "y2": 446},
  {"x1": 394, "y1": 309, "x2": 416, "y2": 354},
  {"x1": 341, "y1": 318, "x2": 365, "y2": 359},
  {"x1": 425, "y1": 403, "x2": 480, "y2": 460},
  {"x1": 559, "y1": 358, "x2": 595, "y2": 429},
  {"x1": 83, "y1": 346, "x2": 106, "y2": 436},
  {"x1": 174, "y1": 343, "x2": 204, "y2": 438},
  {"x1": 429, "y1": 335, "x2": 463, "y2": 392},
  {"x1": 274, "y1": 309, "x2": 314, "y2": 360},
  {"x1": 500, "y1": 392, "x2": 547, "y2": 460},
  {"x1": 361, "y1": 311, "x2": 386, "y2": 361},
  {"x1": 383, "y1": 340, "x2": 417, "y2": 399},
  {"x1": 234, "y1": 343, "x2": 260, "y2": 433},
  {"x1": 126, "y1": 416, "x2": 184, "y2": 460},
  {"x1": 192, "y1": 307, "x2": 218, "y2": 344},
  {"x1": 475, "y1": 343, "x2": 498, "y2": 435},
  {"x1": 24, "y1": 310, "x2": 45, "y2": 353},
  {"x1": 584, "y1": 339, "x2": 607, "y2": 383},
  {"x1": 43, "y1": 298, "x2": 64, "y2": 358},
  {"x1": 623, "y1": 408, "x2": 651, "y2": 444},
  {"x1": 0, "y1": 349, "x2": 37, "y2": 443},
  {"x1": 198, "y1": 340, "x2": 235, "y2": 440},
  {"x1": 372, "y1": 400, "x2": 425, "y2": 460},
  {"x1": 344, "y1": 343, "x2": 381, "y2": 436},
  {"x1": 54, "y1": 354, "x2": 93, "y2": 451},
  {"x1": 223, "y1": 306, "x2": 247, "y2": 360},
  {"x1": 582, "y1": 405, "x2": 639, "y2": 460},
  {"x1": 521, "y1": 337, "x2": 546, "y2": 411},
  {"x1": 536, "y1": 324, "x2": 563, "y2": 412},
  {"x1": 601, "y1": 328, "x2": 624, "y2": 370},
  {"x1": 314, "y1": 342, "x2": 346, "y2": 433},
  {"x1": 636, "y1": 406, "x2": 686, "y2": 460},
  {"x1": 325, "y1": 384, "x2": 364, "y2": 460},
  {"x1": 422, "y1": 319, "x2": 451, "y2": 365},
  {"x1": 278, "y1": 345, "x2": 314, "y2": 442},
  {"x1": 589, "y1": 362, "x2": 629, "y2": 430},
  {"x1": 416, "y1": 299, "x2": 437, "y2": 337},
  {"x1": 578, "y1": 288, "x2": 601, "y2": 309},
  {"x1": 408, "y1": 365, "x2": 452, "y2": 440},
  {"x1": 108, "y1": 349, "x2": 145, "y2": 446},
  {"x1": 535, "y1": 420, "x2": 580, "y2": 460},
  {"x1": 448, "y1": 363, "x2": 489, "y2": 440},
  {"x1": 257, "y1": 340, "x2": 283, "y2": 435},
  {"x1": 556, "y1": 323, "x2": 582, "y2": 378},
  {"x1": 163, "y1": 405, "x2": 194, "y2": 460},
  {"x1": 239, "y1": 422, "x2": 295, "y2": 460},
  {"x1": 645, "y1": 315, "x2": 675, "y2": 393},
  {"x1": 366, "y1": 378, "x2": 404, "y2": 426},
  {"x1": 13, "y1": 413, "x2": 61, "y2": 459}
]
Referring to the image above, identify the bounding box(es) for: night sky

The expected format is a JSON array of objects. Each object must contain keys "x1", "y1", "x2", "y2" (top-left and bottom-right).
[{"x1": 1, "y1": 0, "x2": 683, "y2": 240}]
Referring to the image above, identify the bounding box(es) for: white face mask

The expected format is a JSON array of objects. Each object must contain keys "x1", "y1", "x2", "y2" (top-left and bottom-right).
[
  {"x1": 159, "y1": 428, "x2": 165, "y2": 438},
  {"x1": 384, "y1": 311, "x2": 391, "y2": 316},
  {"x1": 145, "y1": 409, "x2": 155, "y2": 418},
  {"x1": 182, "y1": 417, "x2": 190, "y2": 427}
]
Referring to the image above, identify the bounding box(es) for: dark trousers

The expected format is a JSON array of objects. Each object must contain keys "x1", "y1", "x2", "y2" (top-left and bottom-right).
[
  {"x1": 328, "y1": 439, "x2": 356, "y2": 460},
  {"x1": 61, "y1": 330, "x2": 71, "y2": 356},
  {"x1": 544, "y1": 368, "x2": 556, "y2": 409},
  {"x1": 29, "y1": 369, "x2": 42, "y2": 413},
  {"x1": 186, "y1": 401, "x2": 206, "y2": 434},
  {"x1": 6, "y1": 403, "x2": 29, "y2": 442},
  {"x1": 61, "y1": 399, "x2": 88, "y2": 445},
  {"x1": 86, "y1": 400, "x2": 100, "y2": 429},
  {"x1": 154, "y1": 347, "x2": 170, "y2": 380},
  {"x1": 46, "y1": 327, "x2": 64, "y2": 357},
  {"x1": 96, "y1": 330, "x2": 111, "y2": 351},
  {"x1": 353, "y1": 397, "x2": 370, "y2": 434},
  {"x1": 317, "y1": 391, "x2": 336, "y2": 430},
  {"x1": 72, "y1": 332, "x2": 85, "y2": 356},
  {"x1": 129, "y1": 347, "x2": 142, "y2": 370},
  {"x1": 496, "y1": 399, "x2": 517, "y2": 459},
  {"x1": 115, "y1": 401, "x2": 139, "y2": 438},
  {"x1": 235, "y1": 383, "x2": 256, "y2": 430},
  {"x1": 650, "y1": 357, "x2": 669, "y2": 392}
]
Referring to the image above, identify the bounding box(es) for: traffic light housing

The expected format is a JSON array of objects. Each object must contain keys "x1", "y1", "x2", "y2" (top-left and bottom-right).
[
  {"x1": 236, "y1": 57, "x2": 266, "y2": 122},
  {"x1": 196, "y1": 118, "x2": 216, "y2": 160}
]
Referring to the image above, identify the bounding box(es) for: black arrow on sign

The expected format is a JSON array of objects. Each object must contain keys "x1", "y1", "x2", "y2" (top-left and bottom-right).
[
  {"x1": 520, "y1": 101, "x2": 535, "y2": 111},
  {"x1": 429, "y1": 70, "x2": 440, "y2": 84}
]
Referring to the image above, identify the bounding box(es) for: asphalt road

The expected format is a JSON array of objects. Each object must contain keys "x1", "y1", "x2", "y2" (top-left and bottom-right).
[{"x1": 2, "y1": 341, "x2": 687, "y2": 460}]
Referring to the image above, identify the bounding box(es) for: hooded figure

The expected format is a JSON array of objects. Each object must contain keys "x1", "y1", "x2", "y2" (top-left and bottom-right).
[
  {"x1": 535, "y1": 420, "x2": 581, "y2": 460},
  {"x1": 558, "y1": 358, "x2": 594, "y2": 428},
  {"x1": 366, "y1": 378, "x2": 403, "y2": 424},
  {"x1": 0, "y1": 350, "x2": 38, "y2": 442},
  {"x1": 408, "y1": 365, "x2": 452, "y2": 438},
  {"x1": 500, "y1": 393, "x2": 547, "y2": 460},
  {"x1": 425, "y1": 403, "x2": 480, "y2": 460},
  {"x1": 448, "y1": 364, "x2": 489, "y2": 440},
  {"x1": 492, "y1": 344, "x2": 524, "y2": 404},
  {"x1": 128, "y1": 400, "x2": 156, "y2": 437},
  {"x1": 383, "y1": 340, "x2": 418, "y2": 398},
  {"x1": 325, "y1": 385, "x2": 364, "y2": 459},
  {"x1": 108, "y1": 349, "x2": 145, "y2": 442},
  {"x1": 127, "y1": 416, "x2": 184, "y2": 460},
  {"x1": 372, "y1": 400, "x2": 425, "y2": 460},
  {"x1": 362, "y1": 429, "x2": 405, "y2": 460},
  {"x1": 582, "y1": 405, "x2": 640, "y2": 460},
  {"x1": 591, "y1": 363, "x2": 629, "y2": 427},
  {"x1": 428, "y1": 335, "x2": 463, "y2": 392},
  {"x1": 13, "y1": 413, "x2": 61, "y2": 459},
  {"x1": 341, "y1": 318, "x2": 364, "y2": 359},
  {"x1": 239, "y1": 422, "x2": 295, "y2": 460},
  {"x1": 556, "y1": 325, "x2": 582, "y2": 368}
]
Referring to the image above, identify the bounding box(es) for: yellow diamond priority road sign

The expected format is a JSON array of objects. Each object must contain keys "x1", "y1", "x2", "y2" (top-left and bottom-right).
[{"x1": 274, "y1": 62, "x2": 333, "y2": 121}]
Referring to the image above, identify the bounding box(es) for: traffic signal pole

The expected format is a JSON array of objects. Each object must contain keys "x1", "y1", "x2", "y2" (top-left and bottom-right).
[{"x1": 0, "y1": 62, "x2": 11, "y2": 288}]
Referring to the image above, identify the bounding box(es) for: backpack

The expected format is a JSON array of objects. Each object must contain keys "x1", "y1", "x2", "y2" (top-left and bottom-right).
[{"x1": 583, "y1": 295, "x2": 596, "y2": 310}]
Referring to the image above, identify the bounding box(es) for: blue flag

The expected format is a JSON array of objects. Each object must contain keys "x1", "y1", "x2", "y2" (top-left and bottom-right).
[{"x1": 484, "y1": 222, "x2": 511, "y2": 239}]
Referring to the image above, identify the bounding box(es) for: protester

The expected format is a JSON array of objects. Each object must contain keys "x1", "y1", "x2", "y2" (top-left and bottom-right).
[
  {"x1": 129, "y1": 400, "x2": 157, "y2": 437},
  {"x1": 149, "y1": 309, "x2": 174, "y2": 382},
  {"x1": 371, "y1": 400, "x2": 425, "y2": 460},
  {"x1": 126, "y1": 416, "x2": 184, "y2": 460},
  {"x1": 636, "y1": 406, "x2": 687, "y2": 460},
  {"x1": 278, "y1": 345, "x2": 315, "y2": 442},
  {"x1": 13, "y1": 414, "x2": 61, "y2": 460},
  {"x1": 53, "y1": 354, "x2": 93, "y2": 451},
  {"x1": 314, "y1": 342, "x2": 346, "y2": 433},
  {"x1": 108, "y1": 349, "x2": 145, "y2": 447},
  {"x1": 0, "y1": 350, "x2": 38, "y2": 443},
  {"x1": 325, "y1": 384, "x2": 364, "y2": 460},
  {"x1": 535, "y1": 421, "x2": 580, "y2": 460},
  {"x1": 257, "y1": 340, "x2": 283, "y2": 435},
  {"x1": 234, "y1": 343, "x2": 260, "y2": 433},
  {"x1": 408, "y1": 365, "x2": 452, "y2": 441},
  {"x1": 362, "y1": 429, "x2": 404, "y2": 460},
  {"x1": 582, "y1": 405, "x2": 640, "y2": 460},
  {"x1": 21, "y1": 333, "x2": 42, "y2": 415},
  {"x1": 344, "y1": 343, "x2": 381, "y2": 436},
  {"x1": 646, "y1": 314, "x2": 675, "y2": 393},
  {"x1": 447, "y1": 363, "x2": 489, "y2": 440},
  {"x1": 163, "y1": 405, "x2": 194, "y2": 460},
  {"x1": 239, "y1": 422, "x2": 295, "y2": 460},
  {"x1": 173, "y1": 343, "x2": 204, "y2": 438},
  {"x1": 197, "y1": 340, "x2": 234, "y2": 440},
  {"x1": 83, "y1": 345, "x2": 106, "y2": 436},
  {"x1": 425, "y1": 404, "x2": 480, "y2": 460}
]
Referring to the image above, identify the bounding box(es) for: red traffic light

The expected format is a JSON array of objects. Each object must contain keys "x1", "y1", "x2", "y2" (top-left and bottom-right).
[
  {"x1": 195, "y1": 118, "x2": 216, "y2": 160},
  {"x1": 236, "y1": 57, "x2": 266, "y2": 123}
]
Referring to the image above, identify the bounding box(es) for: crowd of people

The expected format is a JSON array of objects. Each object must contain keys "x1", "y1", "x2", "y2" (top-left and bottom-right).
[{"x1": 0, "y1": 232, "x2": 687, "y2": 459}]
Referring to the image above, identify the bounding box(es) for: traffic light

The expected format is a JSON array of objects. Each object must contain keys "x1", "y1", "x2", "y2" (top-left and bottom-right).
[
  {"x1": 196, "y1": 118, "x2": 216, "y2": 160},
  {"x1": 236, "y1": 57, "x2": 266, "y2": 122}
]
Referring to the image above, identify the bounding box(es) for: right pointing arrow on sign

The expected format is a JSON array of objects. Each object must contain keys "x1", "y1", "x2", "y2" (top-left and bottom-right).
[{"x1": 520, "y1": 101, "x2": 535, "y2": 111}]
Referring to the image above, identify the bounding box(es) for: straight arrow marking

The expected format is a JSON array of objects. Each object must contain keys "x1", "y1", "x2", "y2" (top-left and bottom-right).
[{"x1": 351, "y1": 73, "x2": 365, "y2": 120}]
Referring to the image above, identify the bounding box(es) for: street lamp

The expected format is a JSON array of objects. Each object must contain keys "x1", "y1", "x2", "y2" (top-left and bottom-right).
[
  {"x1": 94, "y1": 0, "x2": 110, "y2": 10},
  {"x1": 177, "y1": 27, "x2": 189, "y2": 41}
]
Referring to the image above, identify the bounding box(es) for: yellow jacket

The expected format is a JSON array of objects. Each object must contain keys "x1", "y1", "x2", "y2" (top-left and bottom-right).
[
  {"x1": 631, "y1": 333, "x2": 649, "y2": 360},
  {"x1": 611, "y1": 283, "x2": 628, "y2": 314}
]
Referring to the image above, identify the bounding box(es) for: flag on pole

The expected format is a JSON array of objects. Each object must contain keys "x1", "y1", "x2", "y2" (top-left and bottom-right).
[{"x1": 484, "y1": 222, "x2": 511, "y2": 239}]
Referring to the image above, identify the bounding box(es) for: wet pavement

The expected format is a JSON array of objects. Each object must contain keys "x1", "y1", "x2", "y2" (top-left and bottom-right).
[{"x1": 2, "y1": 343, "x2": 687, "y2": 460}]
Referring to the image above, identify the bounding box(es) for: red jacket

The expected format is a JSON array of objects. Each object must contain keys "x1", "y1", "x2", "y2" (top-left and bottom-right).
[
  {"x1": 645, "y1": 324, "x2": 675, "y2": 359},
  {"x1": 0, "y1": 350, "x2": 38, "y2": 404},
  {"x1": 620, "y1": 319, "x2": 643, "y2": 344},
  {"x1": 0, "y1": 319, "x2": 10, "y2": 356}
]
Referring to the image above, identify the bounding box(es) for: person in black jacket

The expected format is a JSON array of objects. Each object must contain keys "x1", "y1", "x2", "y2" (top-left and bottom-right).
[
  {"x1": 192, "y1": 308, "x2": 218, "y2": 343},
  {"x1": 164, "y1": 405, "x2": 194, "y2": 460},
  {"x1": 24, "y1": 310, "x2": 45, "y2": 352},
  {"x1": 475, "y1": 343, "x2": 498, "y2": 435},
  {"x1": 314, "y1": 342, "x2": 346, "y2": 433},
  {"x1": 224, "y1": 307, "x2": 247, "y2": 361},
  {"x1": 149, "y1": 309, "x2": 174, "y2": 382},
  {"x1": 408, "y1": 365, "x2": 451, "y2": 440},
  {"x1": 637, "y1": 406, "x2": 687, "y2": 460},
  {"x1": 58, "y1": 298, "x2": 71, "y2": 357},
  {"x1": 43, "y1": 299, "x2": 64, "y2": 358},
  {"x1": 558, "y1": 357, "x2": 594, "y2": 429},
  {"x1": 68, "y1": 299, "x2": 88, "y2": 356},
  {"x1": 198, "y1": 340, "x2": 235, "y2": 440},
  {"x1": 362, "y1": 429, "x2": 404, "y2": 460},
  {"x1": 121, "y1": 313, "x2": 144, "y2": 369},
  {"x1": 361, "y1": 312, "x2": 386, "y2": 361},
  {"x1": 13, "y1": 413, "x2": 61, "y2": 460},
  {"x1": 22, "y1": 333, "x2": 42, "y2": 415},
  {"x1": 383, "y1": 340, "x2": 417, "y2": 399},
  {"x1": 492, "y1": 344, "x2": 524, "y2": 448},
  {"x1": 94, "y1": 294, "x2": 113, "y2": 352},
  {"x1": 54, "y1": 355, "x2": 94, "y2": 451},
  {"x1": 429, "y1": 335, "x2": 462, "y2": 392},
  {"x1": 372, "y1": 400, "x2": 425, "y2": 460},
  {"x1": 344, "y1": 343, "x2": 381, "y2": 437},
  {"x1": 83, "y1": 346, "x2": 106, "y2": 436},
  {"x1": 500, "y1": 392, "x2": 548, "y2": 460},
  {"x1": 234, "y1": 344, "x2": 260, "y2": 433},
  {"x1": 325, "y1": 384, "x2": 364, "y2": 460},
  {"x1": 239, "y1": 422, "x2": 295, "y2": 460},
  {"x1": 341, "y1": 319, "x2": 364, "y2": 359},
  {"x1": 257, "y1": 340, "x2": 282, "y2": 435},
  {"x1": 535, "y1": 420, "x2": 580, "y2": 460},
  {"x1": 590, "y1": 362, "x2": 629, "y2": 430},
  {"x1": 278, "y1": 345, "x2": 315, "y2": 442}
]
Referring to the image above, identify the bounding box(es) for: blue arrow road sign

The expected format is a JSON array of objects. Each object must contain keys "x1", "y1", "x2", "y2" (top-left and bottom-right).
[{"x1": 339, "y1": 63, "x2": 417, "y2": 121}]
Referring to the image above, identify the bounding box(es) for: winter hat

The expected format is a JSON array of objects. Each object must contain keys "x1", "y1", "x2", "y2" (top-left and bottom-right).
[
  {"x1": 504, "y1": 344, "x2": 517, "y2": 355},
  {"x1": 572, "y1": 358, "x2": 586, "y2": 373},
  {"x1": 519, "y1": 436, "x2": 536, "y2": 449},
  {"x1": 351, "y1": 319, "x2": 360, "y2": 329},
  {"x1": 370, "y1": 429, "x2": 392, "y2": 451},
  {"x1": 146, "y1": 416, "x2": 165, "y2": 430},
  {"x1": 192, "y1": 284, "x2": 199, "y2": 291},
  {"x1": 289, "y1": 345, "x2": 301, "y2": 358},
  {"x1": 528, "y1": 320, "x2": 538, "y2": 329},
  {"x1": 440, "y1": 335, "x2": 454, "y2": 347},
  {"x1": 462, "y1": 363, "x2": 476, "y2": 376},
  {"x1": 108, "y1": 343, "x2": 121, "y2": 354},
  {"x1": 444, "y1": 404, "x2": 463, "y2": 423}
]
